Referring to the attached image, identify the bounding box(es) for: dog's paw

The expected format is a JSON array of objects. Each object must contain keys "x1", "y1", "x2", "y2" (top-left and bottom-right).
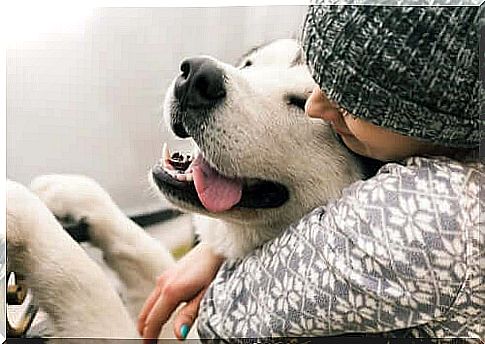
[
  {"x1": 6, "y1": 180, "x2": 39, "y2": 248},
  {"x1": 30, "y1": 174, "x2": 118, "y2": 226},
  {"x1": 6, "y1": 179, "x2": 63, "y2": 259}
]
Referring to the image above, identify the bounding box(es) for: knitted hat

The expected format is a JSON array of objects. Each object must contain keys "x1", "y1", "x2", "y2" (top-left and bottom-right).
[{"x1": 301, "y1": 5, "x2": 482, "y2": 148}]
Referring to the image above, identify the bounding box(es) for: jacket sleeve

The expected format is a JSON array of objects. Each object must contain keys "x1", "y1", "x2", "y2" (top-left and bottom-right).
[{"x1": 197, "y1": 157, "x2": 477, "y2": 340}]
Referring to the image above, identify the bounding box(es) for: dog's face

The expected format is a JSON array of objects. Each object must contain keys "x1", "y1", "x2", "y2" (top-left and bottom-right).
[{"x1": 153, "y1": 39, "x2": 362, "y2": 232}]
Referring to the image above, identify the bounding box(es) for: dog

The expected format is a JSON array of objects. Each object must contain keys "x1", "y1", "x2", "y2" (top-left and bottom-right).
[
  {"x1": 6, "y1": 39, "x2": 365, "y2": 340},
  {"x1": 152, "y1": 38, "x2": 364, "y2": 258}
]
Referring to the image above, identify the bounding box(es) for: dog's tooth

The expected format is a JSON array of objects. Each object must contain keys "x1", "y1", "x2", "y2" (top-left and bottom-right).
[
  {"x1": 162, "y1": 142, "x2": 170, "y2": 161},
  {"x1": 176, "y1": 174, "x2": 187, "y2": 181},
  {"x1": 161, "y1": 158, "x2": 172, "y2": 170},
  {"x1": 186, "y1": 173, "x2": 193, "y2": 182}
]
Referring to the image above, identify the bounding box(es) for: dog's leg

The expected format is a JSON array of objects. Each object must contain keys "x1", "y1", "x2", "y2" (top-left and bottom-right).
[
  {"x1": 29, "y1": 175, "x2": 176, "y2": 320},
  {"x1": 6, "y1": 180, "x2": 138, "y2": 339}
]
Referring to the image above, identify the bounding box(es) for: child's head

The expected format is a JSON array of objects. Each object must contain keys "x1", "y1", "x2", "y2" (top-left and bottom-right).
[
  {"x1": 305, "y1": 87, "x2": 470, "y2": 161},
  {"x1": 301, "y1": 6, "x2": 482, "y2": 162}
]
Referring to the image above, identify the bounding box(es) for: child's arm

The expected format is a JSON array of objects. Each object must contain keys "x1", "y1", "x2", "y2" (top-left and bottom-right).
[{"x1": 197, "y1": 157, "x2": 482, "y2": 339}]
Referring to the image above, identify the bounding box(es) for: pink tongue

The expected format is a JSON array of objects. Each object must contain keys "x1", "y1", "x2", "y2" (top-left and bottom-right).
[{"x1": 192, "y1": 156, "x2": 243, "y2": 213}]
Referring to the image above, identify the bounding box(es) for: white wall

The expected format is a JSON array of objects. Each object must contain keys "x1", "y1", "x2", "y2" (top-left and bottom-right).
[{"x1": 7, "y1": 6, "x2": 308, "y2": 213}]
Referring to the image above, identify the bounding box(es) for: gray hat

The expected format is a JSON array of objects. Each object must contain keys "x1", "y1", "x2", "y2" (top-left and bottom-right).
[{"x1": 301, "y1": 5, "x2": 482, "y2": 148}]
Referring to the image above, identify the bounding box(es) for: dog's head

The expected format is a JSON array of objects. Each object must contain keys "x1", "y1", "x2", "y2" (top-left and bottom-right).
[{"x1": 152, "y1": 39, "x2": 363, "y2": 233}]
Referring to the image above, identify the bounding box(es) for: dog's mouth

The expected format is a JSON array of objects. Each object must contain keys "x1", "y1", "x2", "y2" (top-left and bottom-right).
[{"x1": 152, "y1": 143, "x2": 289, "y2": 213}]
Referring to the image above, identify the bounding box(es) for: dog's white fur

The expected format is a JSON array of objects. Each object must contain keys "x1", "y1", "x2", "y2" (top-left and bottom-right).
[
  {"x1": 160, "y1": 39, "x2": 363, "y2": 258},
  {"x1": 6, "y1": 180, "x2": 139, "y2": 340},
  {"x1": 29, "y1": 175, "x2": 175, "y2": 319},
  {"x1": 6, "y1": 39, "x2": 363, "y2": 339}
]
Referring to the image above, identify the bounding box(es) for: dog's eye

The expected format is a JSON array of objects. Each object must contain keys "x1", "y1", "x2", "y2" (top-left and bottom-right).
[
  {"x1": 286, "y1": 95, "x2": 307, "y2": 111},
  {"x1": 240, "y1": 60, "x2": 252, "y2": 69}
]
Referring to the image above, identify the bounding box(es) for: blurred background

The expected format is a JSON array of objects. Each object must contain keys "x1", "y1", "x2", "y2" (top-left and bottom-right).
[{"x1": 6, "y1": 6, "x2": 308, "y2": 215}]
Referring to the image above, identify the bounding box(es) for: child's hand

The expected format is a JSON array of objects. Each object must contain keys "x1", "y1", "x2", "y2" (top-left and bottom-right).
[{"x1": 137, "y1": 242, "x2": 225, "y2": 341}]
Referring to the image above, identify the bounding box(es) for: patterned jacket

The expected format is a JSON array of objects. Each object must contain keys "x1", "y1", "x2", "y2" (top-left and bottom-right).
[{"x1": 197, "y1": 157, "x2": 484, "y2": 341}]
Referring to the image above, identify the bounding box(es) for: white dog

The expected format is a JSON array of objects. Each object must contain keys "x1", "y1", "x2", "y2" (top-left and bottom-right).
[
  {"x1": 153, "y1": 38, "x2": 364, "y2": 258},
  {"x1": 6, "y1": 39, "x2": 366, "y2": 340}
]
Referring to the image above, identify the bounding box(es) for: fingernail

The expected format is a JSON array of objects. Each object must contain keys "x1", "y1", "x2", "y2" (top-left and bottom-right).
[{"x1": 180, "y1": 324, "x2": 190, "y2": 340}]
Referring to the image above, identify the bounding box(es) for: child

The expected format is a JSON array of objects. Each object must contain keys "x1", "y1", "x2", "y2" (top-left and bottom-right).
[{"x1": 139, "y1": 5, "x2": 483, "y2": 340}]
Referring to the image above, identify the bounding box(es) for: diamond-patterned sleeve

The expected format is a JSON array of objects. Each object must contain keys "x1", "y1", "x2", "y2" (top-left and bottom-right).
[{"x1": 197, "y1": 157, "x2": 484, "y2": 340}]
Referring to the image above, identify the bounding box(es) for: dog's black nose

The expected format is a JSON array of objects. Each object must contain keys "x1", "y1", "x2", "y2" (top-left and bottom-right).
[{"x1": 174, "y1": 57, "x2": 226, "y2": 109}]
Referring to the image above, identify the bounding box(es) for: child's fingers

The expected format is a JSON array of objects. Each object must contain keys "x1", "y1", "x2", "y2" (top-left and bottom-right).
[
  {"x1": 137, "y1": 286, "x2": 161, "y2": 335},
  {"x1": 142, "y1": 287, "x2": 181, "y2": 340},
  {"x1": 173, "y1": 289, "x2": 206, "y2": 340}
]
